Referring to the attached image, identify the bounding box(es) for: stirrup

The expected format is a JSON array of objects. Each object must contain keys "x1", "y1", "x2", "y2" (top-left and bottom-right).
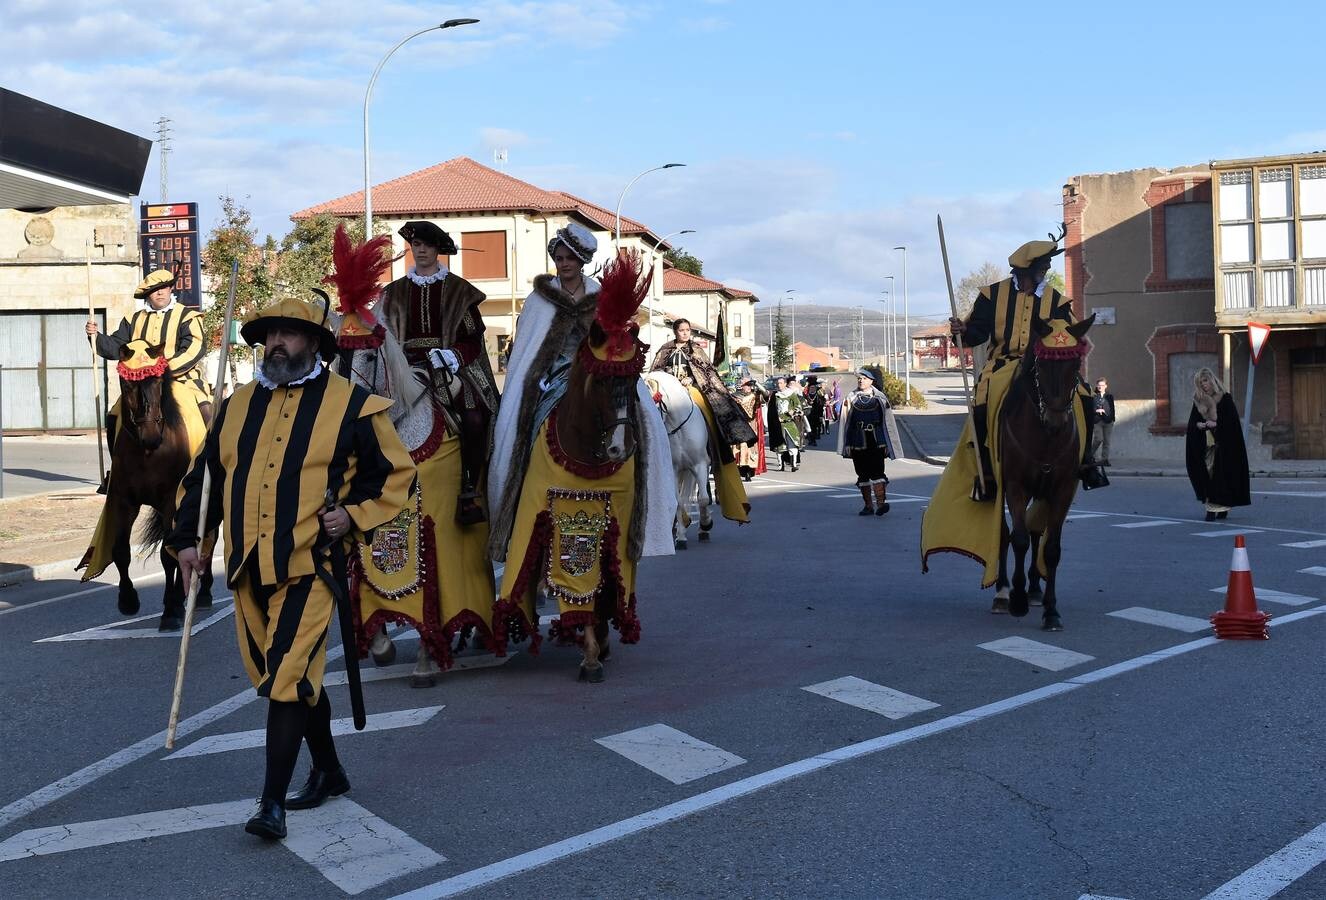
[
  {"x1": 1080, "y1": 464, "x2": 1110, "y2": 491},
  {"x1": 96, "y1": 473, "x2": 110, "y2": 495},
  {"x1": 970, "y1": 477, "x2": 997, "y2": 502},
  {"x1": 455, "y1": 490, "x2": 486, "y2": 525}
]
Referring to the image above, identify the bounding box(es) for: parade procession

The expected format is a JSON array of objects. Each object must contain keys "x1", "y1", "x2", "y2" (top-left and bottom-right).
[{"x1": 2, "y1": 6, "x2": 1326, "y2": 899}]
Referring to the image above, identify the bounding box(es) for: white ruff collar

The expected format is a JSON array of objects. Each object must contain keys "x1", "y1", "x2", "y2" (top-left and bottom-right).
[
  {"x1": 142, "y1": 297, "x2": 177, "y2": 314},
  {"x1": 407, "y1": 267, "x2": 449, "y2": 286},
  {"x1": 256, "y1": 360, "x2": 325, "y2": 391}
]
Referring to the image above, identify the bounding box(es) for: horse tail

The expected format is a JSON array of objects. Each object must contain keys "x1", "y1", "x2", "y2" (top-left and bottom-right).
[{"x1": 138, "y1": 509, "x2": 171, "y2": 555}]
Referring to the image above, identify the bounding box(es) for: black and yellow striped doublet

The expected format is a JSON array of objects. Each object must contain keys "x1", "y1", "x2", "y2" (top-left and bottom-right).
[
  {"x1": 95, "y1": 305, "x2": 207, "y2": 384},
  {"x1": 966, "y1": 279, "x2": 1075, "y2": 404}
]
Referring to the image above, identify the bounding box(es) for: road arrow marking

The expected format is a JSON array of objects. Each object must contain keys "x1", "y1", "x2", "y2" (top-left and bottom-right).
[
  {"x1": 165, "y1": 706, "x2": 445, "y2": 759},
  {"x1": 0, "y1": 798, "x2": 442, "y2": 895},
  {"x1": 1108, "y1": 607, "x2": 1210, "y2": 633},
  {"x1": 1283, "y1": 539, "x2": 1326, "y2": 549},
  {"x1": 978, "y1": 636, "x2": 1095, "y2": 671},
  {"x1": 1200, "y1": 819, "x2": 1326, "y2": 899},
  {"x1": 35, "y1": 600, "x2": 235, "y2": 643},
  {"x1": 1301, "y1": 567, "x2": 1326, "y2": 577},
  {"x1": 595, "y1": 724, "x2": 745, "y2": 785},
  {"x1": 803, "y1": 676, "x2": 939, "y2": 719}
]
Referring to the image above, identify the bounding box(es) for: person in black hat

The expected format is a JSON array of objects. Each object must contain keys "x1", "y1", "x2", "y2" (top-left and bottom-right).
[
  {"x1": 837, "y1": 367, "x2": 902, "y2": 515},
  {"x1": 377, "y1": 221, "x2": 498, "y2": 526}
]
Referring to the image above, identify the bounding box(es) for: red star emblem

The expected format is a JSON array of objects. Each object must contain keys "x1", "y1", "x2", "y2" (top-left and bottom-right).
[{"x1": 1052, "y1": 331, "x2": 1070, "y2": 345}]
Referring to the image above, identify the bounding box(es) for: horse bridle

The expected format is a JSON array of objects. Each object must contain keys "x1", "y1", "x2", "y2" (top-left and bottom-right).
[
  {"x1": 127, "y1": 381, "x2": 164, "y2": 434},
  {"x1": 1030, "y1": 358, "x2": 1076, "y2": 426},
  {"x1": 652, "y1": 389, "x2": 696, "y2": 437}
]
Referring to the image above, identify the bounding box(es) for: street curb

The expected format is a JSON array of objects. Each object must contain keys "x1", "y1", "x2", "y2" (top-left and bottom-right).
[
  {"x1": 894, "y1": 415, "x2": 946, "y2": 467},
  {"x1": 0, "y1": 556, "x2": 86, "y2": 590}
]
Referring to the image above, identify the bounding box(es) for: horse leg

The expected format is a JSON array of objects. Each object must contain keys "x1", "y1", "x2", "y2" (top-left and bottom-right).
[
  {"x1": 195, "y1": 558, "x2": 214, "y2": 609},
  {"x1": 1040, "y1": 522, "x2": 1065, "y2": 632},
  {"x1": 1005, "y1": 490, "x2": 1032, "y2": 618},
  {"x1": 697, "y1": 459, "x2": 713, "y2": 542},
  {"x1": 674, "y1": 468, "x2": 692, "y2": 550},
  {"x1": 992, "y1": 516, "x2": 1011, "y2": 614},
  {"x1": 111, "y1": 504, "x2": 139, "y2": 616},
  {"x1": 594, "y1": 615, "x2": 611, "y2": 664},
  {"x1": 410, "y1": 641, "x2": 439, "y2": 689},
  {"x1": 579, "y1": 618, "x2": 605, "y2": 683},
  {"x1": 158, "y1": 545, "x2": 184, "y2": 632},
  {"x1": 370, "y1": 623, "x2": 396, "y2": 666},
  {"x1": 1027, "y1": 532, "x2": 1044, "y2": 607}
]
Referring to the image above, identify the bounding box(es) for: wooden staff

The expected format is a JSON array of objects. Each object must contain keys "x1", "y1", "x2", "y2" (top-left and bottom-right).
[
  {"x1": 936, "y1": 215, "x2": 989, "y2": 488},
  {"x1": 166, "y1": 259, "x2": 239, "y2": 748},
  {"x1": 86, "y1": 242, "x2": 105, "y2": 485}
]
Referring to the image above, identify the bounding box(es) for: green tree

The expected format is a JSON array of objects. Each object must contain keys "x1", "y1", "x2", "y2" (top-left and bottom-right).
[
  {"x1": 664, "y1": 247, "x2": 703, "y2": 276},
  {"x1": 1045, "y1": 270, "x2": 1066, "y2": 294},
  {"x1": 275, "y1": 213, "x2": 376, "y2": 298},
  {"x1": 953, "y1": 261, "x2": 1005, "y2": 319},
  {"x1": 201, "y1": 194, "x2": 274, "y2": 346},
  {"x1": 771, "y1": 303, "x2": 792, "y2": 370}
]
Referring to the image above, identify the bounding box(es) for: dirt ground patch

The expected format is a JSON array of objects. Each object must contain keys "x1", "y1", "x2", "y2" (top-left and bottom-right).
[{"x1": 0, "y1": 491, "x2": 108, "y2": 572}]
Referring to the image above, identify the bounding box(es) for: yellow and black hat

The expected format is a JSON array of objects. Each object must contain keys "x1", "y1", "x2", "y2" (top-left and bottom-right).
[
  {"x1": 1008, "y1": 240, "x2": 1064, "y2": 270},
  {"x1": 134, "y1": 269, "x2": 177, "y2": 299},
  {"x1": 239, "y1": 296, "x2": 338, "y2": 361}
]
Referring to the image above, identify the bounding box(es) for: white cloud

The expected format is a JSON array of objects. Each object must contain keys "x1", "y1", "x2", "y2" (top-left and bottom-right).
[{"x1": 479, "y1": 127, "x2": 532, "y2": 150}]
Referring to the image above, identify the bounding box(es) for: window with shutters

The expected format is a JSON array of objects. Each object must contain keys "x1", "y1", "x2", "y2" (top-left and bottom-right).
[{"x1": 460, "y1": 231, "x2": 508, "y2": 280}]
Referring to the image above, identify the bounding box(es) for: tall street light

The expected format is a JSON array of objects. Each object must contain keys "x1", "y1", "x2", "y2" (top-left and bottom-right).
[
  {"x1": 877, "y1": 290, "x2": 890, "y2": 374},
  {"x1": 363, "y1": 18, "x2": 478, "y2": 238},
  {"x1": 647, "y1": 228, "x2": 695, "y2": 352},
  {"x1": 882, "y1": 274, "x2": 895, "y2": 375},
  {"x1": 893, "y1": 246, "x2": 910, "y2": 401},
  {"x1": 784, "y1": 289, "x2": 797, "y2": 373},
  {"x1": 614, "y1": 163, "x2": 685, "y2": 248}
]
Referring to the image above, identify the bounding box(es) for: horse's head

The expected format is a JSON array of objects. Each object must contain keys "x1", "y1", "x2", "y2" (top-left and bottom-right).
[
  {"x1": 117, "y1": 341, "x2": 173, "y2": 452},
  {"x1": 1026, "y1": 314, "x2": 1095, "y2": 432}
]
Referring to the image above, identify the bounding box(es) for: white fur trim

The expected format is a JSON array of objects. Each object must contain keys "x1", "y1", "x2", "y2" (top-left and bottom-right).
[{"x1": 256, "y1": 359, "x2": 324, "y2": 390}]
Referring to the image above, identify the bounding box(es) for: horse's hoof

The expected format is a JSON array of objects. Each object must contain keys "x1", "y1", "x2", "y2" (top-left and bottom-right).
[
  {"x1": 195, "y1": 592, "x2": 213, "y2": 610},
  {"x1": 118, "y1": 592, "x2": 140, "y2": 616},
  {"x1": 1008, "y1": 595, "x2": 1030, "y2": 618},
  {"x1": 1042, "y1": 615, "x2": 1063, "y2": 632},
  {"x1": 698, "y1": 531, "x2": 710, "y2": 542},
  {"x1": 991, "y1": 597, "x2": 1010, "y2": 615},
  {"x1": 675, "y1": 540, "x2": 687, "y2": 550},
  {"x1": 699, "y1": 519, "x2": 714, "y2": 532},
  {"x1": 158, "y1": 613, "x2": 183, "y2": 632},
  {"x1": 578, "y1": 665, "x2": 605, "y2": 684},
  {"x1": 1027, "y1": 589, "x2": 1044, "y2": 607},
  {"x1": 409, "y1": 674, "x2": 437, "y2": 689},
  {"x1": 371, "y1": 643, "x2": 397, "y2": 667}
]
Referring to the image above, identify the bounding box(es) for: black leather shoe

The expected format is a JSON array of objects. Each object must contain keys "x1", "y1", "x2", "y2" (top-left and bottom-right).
[
  {"x1": 244, "y1": 798, "x2": 286, "y2": 840},
  {"x1": 286, "y1": 766, "x2": 350, "y2": 810}
]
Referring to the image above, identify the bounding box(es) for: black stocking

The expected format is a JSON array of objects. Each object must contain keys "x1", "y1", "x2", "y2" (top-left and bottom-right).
[
  {"x1": 304, "y1": 690, "x2": 342, "y2": 773},
  {"x1": 262, "y1": 700, "x2": 309, "y2": 804}
]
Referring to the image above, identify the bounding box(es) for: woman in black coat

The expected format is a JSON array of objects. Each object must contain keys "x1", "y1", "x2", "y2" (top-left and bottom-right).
[{"x1": 1184, "y1": 367, "x2": 1251, "y2": 521}]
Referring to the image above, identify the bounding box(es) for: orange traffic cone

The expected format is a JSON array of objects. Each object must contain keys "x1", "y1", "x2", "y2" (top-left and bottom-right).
[{"x1": 1210, "y1": 535, "x2": 1271, "y2": 640}]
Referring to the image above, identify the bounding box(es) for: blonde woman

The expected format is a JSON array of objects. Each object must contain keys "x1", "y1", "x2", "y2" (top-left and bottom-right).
[{"x1": 1184, "y1": 367, "x2": 1250, "y2": 521}]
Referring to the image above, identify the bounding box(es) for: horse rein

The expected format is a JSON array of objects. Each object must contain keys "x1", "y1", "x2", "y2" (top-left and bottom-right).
[
  {"x1": 127, "y1": 381, "x2": 164, "y2": 433},
  {"x1": 652, "y1": 391, "x2": 696, "y2": 437},
  {"x1": 1030, "y1": 359, "x2": 1076, "y2": 426}
]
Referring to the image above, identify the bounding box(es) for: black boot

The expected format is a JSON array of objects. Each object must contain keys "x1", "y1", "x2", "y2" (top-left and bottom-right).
[
  {"x1": 857, "y1": 484, "x2": 873, "y2": 516},
  {"x1": 286, "y1": 766, "x2": 351, "y2": 810},
  {"x1": 244, "y1": 799, "x2": 287, "y2": 840}
]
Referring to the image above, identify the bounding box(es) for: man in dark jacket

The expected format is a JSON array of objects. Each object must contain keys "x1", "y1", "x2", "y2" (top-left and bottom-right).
[{"x1": 1091, "y1": 377, "x2": 1116, "y2": 465}]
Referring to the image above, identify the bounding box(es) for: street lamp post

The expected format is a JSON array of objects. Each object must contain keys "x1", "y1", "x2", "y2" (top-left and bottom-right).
[
  {"x1": 647, "y1": 228, "x2": 695, "y2": 352},
  {"x1": 893, "y1": 246, "x2": 910, "y2": 401},
  {"x1": 363, "y1": 19, "x2": 478, "y2": 239},
  {"x1": 784, "y1": 289, "x2": 797, "y2": 373},
  {"x1": 882, "y1": 274, "x2": 895, "y2": 375},
  {"x1": 614, "y1": 163, "x2": 685, "y2": 248}
]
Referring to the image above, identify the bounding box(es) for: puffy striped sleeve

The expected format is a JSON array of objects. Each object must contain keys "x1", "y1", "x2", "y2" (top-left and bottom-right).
[
  {"x1": 342, "y1": 394, "x2": 416, "y2": 534},
  {"x1": 167, "y1": 309, "x2": 207, "y2": 375}
]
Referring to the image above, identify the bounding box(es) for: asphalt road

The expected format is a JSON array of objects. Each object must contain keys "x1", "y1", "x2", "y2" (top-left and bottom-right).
[
  {"x1": 0, "y1": 434, "x2": 104, "y2": 498},
  {"x1": 1, "y1": 441, "x2": 1325, "y2": 899}
]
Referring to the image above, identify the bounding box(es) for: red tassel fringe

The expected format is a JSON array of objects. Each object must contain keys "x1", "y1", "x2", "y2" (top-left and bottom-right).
[
  {"x1": 1033, "y1": 338, "x2": 1091, "y2": 360},
  {"x1": 409, "y1": 404, "x2": 448, "y2": 464},
  {"x1": 490, "y1": 511, "x2": 553, "y2": 656},
  {"x1": 117, "y1": 356, "x2": 169, "y2": 382},
  {"x1": 545, "y1": 409, "x2": 625, "y2": 479}
]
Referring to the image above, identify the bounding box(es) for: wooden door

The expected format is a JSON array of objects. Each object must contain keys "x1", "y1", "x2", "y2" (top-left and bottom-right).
[{"x1": 1292, "y1": 363, "x2": 1326, "y2": 458}]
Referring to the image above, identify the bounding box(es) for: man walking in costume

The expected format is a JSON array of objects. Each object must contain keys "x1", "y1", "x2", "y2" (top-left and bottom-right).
[
  {"x1": 732, "y1": 377, "x2": 767, "y2": 480},
  {"x1": 768, "y1": 376, "x2": 807, "y2": 471},
  {"x1": 921, "y1": 233, "x2": 1103, "y2": 592},
  {"x1": 837, "y1": 367, "x2": 903, "y2": 516},
  {"x1": 171, "y1": 296, "x2": 414, "y2": 841},
  {"x1": 377, "y1": 221, "x2": 499, "y2": 527},
  {"x1": 85, "y1": 268, "x2": 211, "y2": 490},
  {"x1": 650, "y1": 318, "x2": 753, "y2": 524}
]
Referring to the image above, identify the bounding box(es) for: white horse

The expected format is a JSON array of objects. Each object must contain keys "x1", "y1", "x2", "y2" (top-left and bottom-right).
[{"x1": 644, "y1": 371, "x2": 713, "y2": 550}]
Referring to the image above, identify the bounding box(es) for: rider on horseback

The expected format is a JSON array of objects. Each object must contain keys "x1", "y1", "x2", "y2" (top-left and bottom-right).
[{"x1": 84, "y1": 268, "x2": 212, "y2": 492}]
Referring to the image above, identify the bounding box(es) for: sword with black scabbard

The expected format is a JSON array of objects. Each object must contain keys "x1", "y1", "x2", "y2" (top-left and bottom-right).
[{"x1": 317, "y1": 488, "x2": 367, "y2": 730}]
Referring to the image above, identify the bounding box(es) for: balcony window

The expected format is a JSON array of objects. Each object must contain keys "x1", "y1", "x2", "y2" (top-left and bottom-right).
[
  {"x1": 1304, "y1": 268, "x2": 1326, "y2": 306},
  {"x1": 1218, "y1": 170, "x2": 1251, "y2": 221},
  {"x1": 1258, "y1": 166, "x2": 1293, "y2": 219},
  {"x1": 1262, "y1": 269, "x2": 1295, "y2": 308},
  {"x1": 1222, "y1": 271, "x2": 1253, "y2": 309}
]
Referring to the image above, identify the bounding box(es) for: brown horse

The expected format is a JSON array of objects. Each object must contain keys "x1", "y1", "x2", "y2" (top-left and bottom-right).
[
  {"x1": 103, "y1": 343, "x2": 213, "y2": 630},
  {"x1": 995, "y1": 314, "x2": 1096, "y2": 632}
]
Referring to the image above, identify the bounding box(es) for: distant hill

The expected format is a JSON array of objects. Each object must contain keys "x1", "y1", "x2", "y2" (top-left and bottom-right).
[{"x1": 751, "y1": 304, "x2": 945, "y2": 358}]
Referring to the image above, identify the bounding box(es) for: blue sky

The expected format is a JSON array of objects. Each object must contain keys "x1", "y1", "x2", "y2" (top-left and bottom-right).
[{"x1": 3, "y1": 0, "x2": 1323, "y2": 317}]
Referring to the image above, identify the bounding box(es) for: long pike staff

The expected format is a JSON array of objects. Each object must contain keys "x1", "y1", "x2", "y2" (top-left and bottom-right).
[
  {"x1": 936, "y1": 214, "x2": 989, "y2": 492},
  {"x1": 165, "y1": 258, "x2": 239, "y2": 748},
  {"x1": 85, "y1": 241, "x2": 106, "y2": 487}
]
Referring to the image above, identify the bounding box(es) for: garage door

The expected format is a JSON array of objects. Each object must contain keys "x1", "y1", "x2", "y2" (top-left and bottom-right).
[{"x1": 0, "y1": 310, "x2": 108, "y2": 431}]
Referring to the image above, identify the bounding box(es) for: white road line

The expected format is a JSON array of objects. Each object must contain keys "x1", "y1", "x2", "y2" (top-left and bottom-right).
[
  {"x1": 1277, "y1": 480, "x2": 1323, "y2": 484},
  {"x1": 35, "y1": 601, "x2": 235, "y2": 643},
  {"x1": 0, "y1": 798, "x2": 443, "y2": 896},
  {"x1": 1301, "y1": 567, "x2": 1326, "y2": 577},
  {"x1": 802, "y1": 676, "x2": 939, "y2": 720},
  {"x1": 1192, "y1": 529, "x2": 1265, "y2": 538},
  {"x1": 1252, "y1": 490, "x2": 1326, "y2": 498},
  {"x1": 0, "y1": 585, "x2": 112, "y2": 617},
  {"x1": 1112, "y1": 520, "x2": 1181, "y2": 529},
  {"x1": 1064, "y1": 513, "x2": 1109, "y2": 521},
  {"x1": 595, "y1": 724, "x2": 746, "y2": 785},
  {"x1": 387, "y1": 607, "x2": 1326, "y2": 900},
  {"x1": 978, "y1": 636, "x2": 1095, "y2": 671},
  {"x1": 1201, "y1": 819, "x2": 1326, "y2": 900},
  {"x1": 1107, "y1": 607, "x2": 1211, "y2": 634},
  {"x1": 1283, "y1": 539, "x2": 1326, "y2": 549},
  {"x1": 1210, "y1": 586, "x2": 1317, "y2": 606},
  {"x1": 165, "y1": 706, "x2": 445, "y2": 759},
  {"x1": 1062, "y1": 510, "x2": 1326, "y2": 539}
]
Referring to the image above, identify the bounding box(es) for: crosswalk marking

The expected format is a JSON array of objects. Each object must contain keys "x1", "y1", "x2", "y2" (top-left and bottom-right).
[
  {"x1": 165, "y1": 706, "x2": 445, "y2": 759},
  {"x1": 1209, "y1": 586, "x2": 1316, "y2": 606},
  {"x1": 802, "y1": 676, "x2": 939, "y2": 720},
  {"x1": 1112, "y1": 520, "x2": 1180, "y2": 529},
  {"x1": 0, "y1": 799, "x2": 442, "y2": 895},
  {"x1": 595, "y1": 724, "x2": 745, "y2": 785},
  {"x1": 1107, "y1": 607, "x2": 1210, "y2": 633},
  {"x1": 1301, "y1": 567, "x2": 1326, "y2": 577},
  {"x1": 1064, "y1": 512, "x2": 1109, "y2": 521},
  {"x1": 1192, "y1": 529, "x2": 1265, "y2": 538},
  {"x1": 1282, "y1": 539, "x2": 1326, "y2": 549},
  {"x1": 978, "y1": 636, "x2": 1095, "y2": 671},
  {"x1": 35, "y1": 600, "x2": 235, "y2": 643}
]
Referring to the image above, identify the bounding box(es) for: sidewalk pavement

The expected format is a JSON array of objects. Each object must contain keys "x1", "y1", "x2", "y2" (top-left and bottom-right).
[{"x1": 0, "y1": 490, "x2": 104, "y2": 588}]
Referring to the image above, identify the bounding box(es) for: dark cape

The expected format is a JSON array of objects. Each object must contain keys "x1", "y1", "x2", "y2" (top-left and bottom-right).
[
  {"x1": 650, "y1": 340, "x2": 756, "y2": 446},
  {"x1": 1185, "y1": 393, "x2": 1251, "y2": 508}
]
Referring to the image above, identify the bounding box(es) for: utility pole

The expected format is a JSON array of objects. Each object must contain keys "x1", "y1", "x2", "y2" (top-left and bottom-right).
[{"x1": 155, "y1": 117, "x2": 173, "y2": 202}]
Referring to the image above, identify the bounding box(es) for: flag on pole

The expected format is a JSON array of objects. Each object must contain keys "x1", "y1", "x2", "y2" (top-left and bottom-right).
[{"x1": 714, "y1": 304, "x2": 730, "y2": 379}]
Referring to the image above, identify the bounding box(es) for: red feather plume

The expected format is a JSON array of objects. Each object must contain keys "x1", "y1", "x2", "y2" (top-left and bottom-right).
[
  {"x1": 595, "y1": 248, "x2": 652, "y2": 357},
  {"x1": 322, "y1": 225, "x2": 393, "y2": 326}
]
